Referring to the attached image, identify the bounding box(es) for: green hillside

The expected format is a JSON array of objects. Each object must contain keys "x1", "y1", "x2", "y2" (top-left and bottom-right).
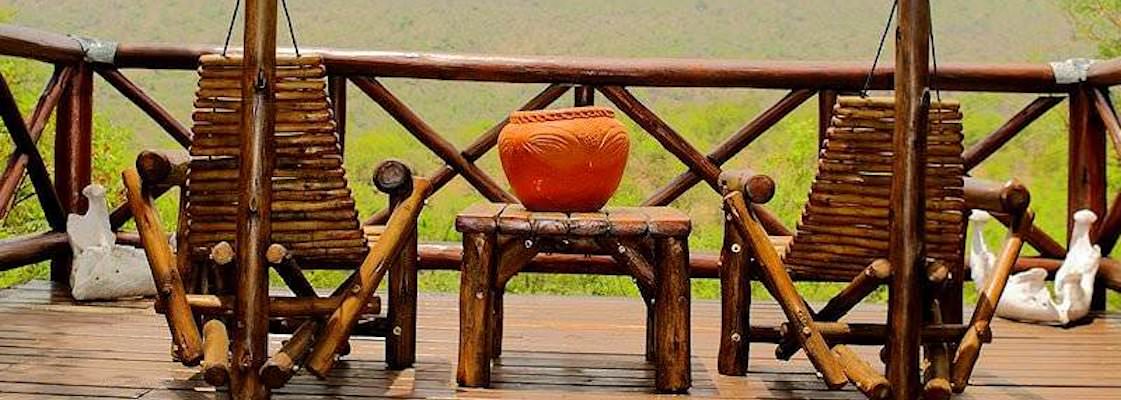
[{"x1": 0, "y1": 1, "x2": 1117, "y2": 306}]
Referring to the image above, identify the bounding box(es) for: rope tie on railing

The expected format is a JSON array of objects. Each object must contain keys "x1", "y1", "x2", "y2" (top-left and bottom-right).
[
  {"x1": 68, "y1": 35, "x2": 117, "y2": 64},
  {"x1": 1050, "y1": 58, "x2": 1098, "y2": 84}
]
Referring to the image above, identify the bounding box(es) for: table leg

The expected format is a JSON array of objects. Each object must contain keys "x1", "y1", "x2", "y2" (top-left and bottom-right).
[
  {"x1": 645, "y1": 296, "x2": 656, "y2": 362},
  {"x1": 654, "y1": 236, "x2": 691, "y2": 393},
  {"x1": 457, "y1": 232, "x2": 496, "y2": 387},
  {"x1": 492, "y1": 284, "x2": 505, "y2": 359}
]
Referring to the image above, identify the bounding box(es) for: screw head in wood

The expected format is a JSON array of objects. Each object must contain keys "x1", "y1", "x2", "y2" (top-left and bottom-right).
[
  {"x1": 524, "y1": 239, "x2": 534, "y2": 248},
  {"x1": 475, "y1": 291, "x2": 485, "y2": 299},
  {"x1": 801, "y1": 326, "x2": 812, "y2": 337},
  {"x1": 393, "y1": 326, "x2": 402, "y2": 336},
  {"x1": 731, "y1": 333, "x2": 741, "y2": 342},
  {"x1": 730, "y1": 244, "x2": 741, "y2": 253}
]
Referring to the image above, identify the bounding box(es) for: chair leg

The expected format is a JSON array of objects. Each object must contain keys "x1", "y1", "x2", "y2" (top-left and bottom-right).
[
  {"x1": 387, "y1": 229, "x2": 418, "y2": 369},
  {"x1": 719, "y1": 218, "x2": 750, "y2": 376},
  {"x1": 724, "y1": 192, "x2": 847, "y2": 389},
  {"x1": 122, "y1": 168, "x2": 202, "y2": 366},
  {"x1": 457, "y1": 232, "x2": 496, "y2": 387},
  {"x1": 951, "y1": 210, "x2": 1032, "y2": 392},
  {"x1": 775, "y1": 259, "x2": 890, "y2": 361}
]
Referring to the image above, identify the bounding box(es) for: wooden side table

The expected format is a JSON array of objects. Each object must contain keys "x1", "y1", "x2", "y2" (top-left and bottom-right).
[{"x1": 454, "y1": 203, "x2": 692, "y2": 393}]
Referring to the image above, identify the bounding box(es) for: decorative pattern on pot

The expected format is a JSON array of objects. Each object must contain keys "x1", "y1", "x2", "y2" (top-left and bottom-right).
[{"x1": 498, "y1": 106, "x2": 630, "y2": 212}]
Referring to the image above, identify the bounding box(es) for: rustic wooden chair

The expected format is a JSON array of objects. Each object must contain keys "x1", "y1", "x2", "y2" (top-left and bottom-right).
[
  {"x1": 717, "y1": 97, "x2": 1033, "y2": 399},
  {"x1": 122, "y1": 54, "x2": 429, "y2": 389}
]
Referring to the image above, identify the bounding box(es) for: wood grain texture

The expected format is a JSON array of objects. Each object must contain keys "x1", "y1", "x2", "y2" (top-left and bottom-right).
[{"x1": 0, "y1": 280, "x2": 1119, "y2": 399}]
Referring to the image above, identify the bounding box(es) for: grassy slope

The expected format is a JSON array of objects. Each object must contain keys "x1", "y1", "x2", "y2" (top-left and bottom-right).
[{"x1": 1, "y1": 1, "x2": 1117, "y2": 306}]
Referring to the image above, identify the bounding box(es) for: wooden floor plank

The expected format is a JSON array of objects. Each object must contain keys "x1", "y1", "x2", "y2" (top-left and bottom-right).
[{"x1": 0, "y1": 280, "x2": 1117, "y2": 399}]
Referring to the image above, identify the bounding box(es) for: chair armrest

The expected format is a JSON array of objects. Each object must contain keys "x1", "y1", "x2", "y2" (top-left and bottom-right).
[
  {"x1": 373, "y1": 159, "x2": 415, "y2": 198},
  {"x1": 719, "y1": 168, "x2": 775, "y2": 204},
  {"x1": 136, "y1": 149, "x2": 189, "y2": 188},
  {"x1": 963, "y1": 177, "x2": 1030, "y2": 216}
]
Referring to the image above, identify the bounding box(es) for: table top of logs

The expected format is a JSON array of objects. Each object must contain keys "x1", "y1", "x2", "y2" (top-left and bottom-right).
[{"x1": 455, "y1": 203, "x2": 691, "y2": 238}]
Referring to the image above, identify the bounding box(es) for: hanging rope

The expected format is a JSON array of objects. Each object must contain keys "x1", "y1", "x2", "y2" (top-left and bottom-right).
[
  {"x1": 221, "y1": 0, "x2": 301, "y2": 57},
  {"x1": 281, "y1": 0, "x2": 301, "y2": 57},
  {"x1": 929, "y1": 16, "x2": 942, "y2": 104},
  {"x1": 221, "y1": 0, "x2": 241, "y2": 56},
  {"x1": 861, "y1": 0, "x2": 899, "y2": 97}
]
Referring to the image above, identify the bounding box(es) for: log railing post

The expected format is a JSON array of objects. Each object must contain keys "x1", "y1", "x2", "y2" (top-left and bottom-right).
[
  {"x1": 52, "y1": 61, "x2": 93, "y2": 283},
  {"x1": 1068, "y1": 85, "x2": 1108, "y2": 311},
  {"x1": 0, "y1": 65, "x2": 70, "y2": 220},
  {"x1": 887, "y1": 0, "x2": 931, "y2": 398}
]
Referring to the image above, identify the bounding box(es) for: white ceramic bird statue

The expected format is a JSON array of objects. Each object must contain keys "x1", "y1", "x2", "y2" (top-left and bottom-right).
[
  {"x1": 970, "y1": 210, "x2": 1058, "y2": 322},
  {"x1": 66, "y1": 184, "x2": 156, "y2": 301},
  {"x1": 967, "y1": 209, "x2": 1100, "y2": 325},
  {"x1": 995, "y1": 266, "x2": 1060, "y2": 323},
  {"x1": 968, "y1": 210, "x2": 996, "y2": 290},
  {"x1": 66, "y1": 184, "x2": 114, "y2": 254},
  {"x1": 1053, "y1": 209, "x2": 1100, "y2": 325}
]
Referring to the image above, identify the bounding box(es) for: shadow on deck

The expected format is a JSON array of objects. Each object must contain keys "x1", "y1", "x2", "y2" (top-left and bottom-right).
[{"x1": 0, "y1": 280, "x2": 1117, "y2": 399}]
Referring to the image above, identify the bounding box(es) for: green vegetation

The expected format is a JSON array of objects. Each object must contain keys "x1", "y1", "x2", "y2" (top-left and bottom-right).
[
  {"x1": 1062, "y1": 0, "x2": 1121, "y2": 57},
  {"x1": 0, "y1": 1, "x2": 1118, "y2": 307}
]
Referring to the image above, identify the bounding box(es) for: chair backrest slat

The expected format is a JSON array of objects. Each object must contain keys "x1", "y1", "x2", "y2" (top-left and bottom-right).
[
  {"x1": 785, "y1": 96, "x2": 966, "y2": 281},
  {"x1": 184, "y1": 54, "x2": 367, "y2": 268}
]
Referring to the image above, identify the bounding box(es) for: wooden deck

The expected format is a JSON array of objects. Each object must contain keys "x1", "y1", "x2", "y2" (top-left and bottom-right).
[{"x1": 0, "y1": 280, "x2": 1118, "y2": 399}]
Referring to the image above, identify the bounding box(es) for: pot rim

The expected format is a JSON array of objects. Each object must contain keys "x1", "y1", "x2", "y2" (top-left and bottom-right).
[{"x1": 508, "y1": 106, "x2": 615, "y2": 124}]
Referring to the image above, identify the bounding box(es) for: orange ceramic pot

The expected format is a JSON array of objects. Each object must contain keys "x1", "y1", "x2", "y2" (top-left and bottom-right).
[{"x1": 498, "y1": 106, "x2": 630, "y2": 212}]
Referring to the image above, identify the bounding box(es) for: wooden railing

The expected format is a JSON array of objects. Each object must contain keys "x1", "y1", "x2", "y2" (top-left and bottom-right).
[{"x1": 1, "y1": 24, "x2": 1120, "y2": 309}]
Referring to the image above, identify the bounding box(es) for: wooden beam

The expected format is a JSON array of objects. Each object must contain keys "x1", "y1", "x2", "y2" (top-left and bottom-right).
[
  {"x1": 305, "y1": 178, "x2": 430, "y2": 377},
  {"x1": 0, "y1": 25, "x2": 85, "y2": 64},
  {"x1": 1091, "y1": 89, "x2": 1121, "y2": 160},
  {"x1": 1068, "y1": 86, "x2": 1109, "y2": 312},
  {"x1": 364, "y1": 84, "x2": 568, "y2": 226},
  {"x1": 0, "y1": 73, "x2": 66, "y2": 231},
  {"x1": 52, "y1": 62, "x2": 94, "y2": 283},
  {"x1": 1088, "y1": 57, "x2": 1121, "y2": 87},
  {"x1": 0, "y1": 65, "x2": 70, "y2": 220},
  {"x1": 1099, "y1": 191, "x2": 1121, "y2": 255},
  {"x1": 123, "y1": 168, "x2": 202, "y2": 365},
  {"x1": 644, "y1": 89, "x2": 814, "y2": 206},
  {"x1": 887, "y1": 0, "x2": 932, "y2": 398},
  {"x1": 0, "y1": 25, "x2": 1073, "y2": 92},
  {"x1": 962, "y1": 96, "x2": 1063, "y2": 171},
  {"x1": 96, "y1": 67, "x2": 192, "y2": 148},
  {"x1": 952, "y1": 211, "x2": 1031, "y2": 392},
  {"x1": 231, "y1": 0, "x2": 278, "y2": 397},
  {"x1": 107, "y1": 45, "x2": 1067, "y2": 92},
  {"x1": 724, "y1": 192, "x2": 847, "y2": 389},
  {"x1": 351, "y1": 76, "x2": 515, "y2": 203}
]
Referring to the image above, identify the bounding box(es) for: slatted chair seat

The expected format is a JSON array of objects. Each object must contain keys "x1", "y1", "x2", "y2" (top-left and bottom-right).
[
  {"x1": 186, "y1": 54, "x2": 368, "y2": 268},
  {"x1": 784, "y1": 97, "x2": 967, "y2": 281}
]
